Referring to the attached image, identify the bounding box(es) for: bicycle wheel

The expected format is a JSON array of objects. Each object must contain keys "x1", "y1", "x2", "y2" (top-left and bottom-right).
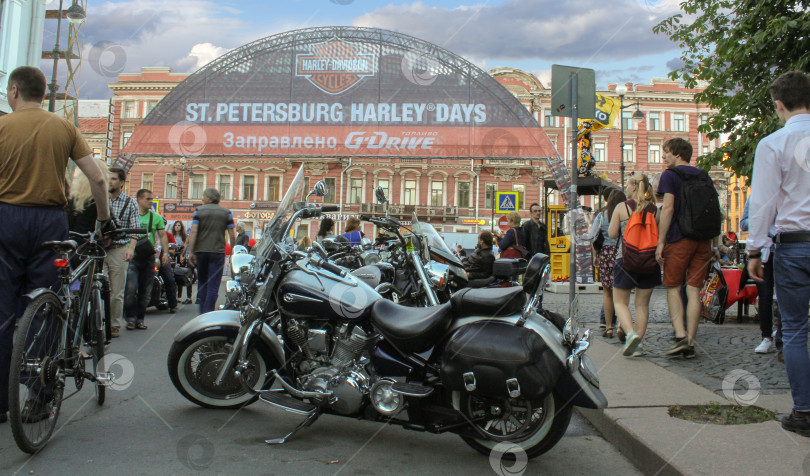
[
  {"x1": 9, "y1": 292, "x2": 66, "y2": 454},
  {"x1": 91, "y1": 288, "x2": 106, "y2": 405}
]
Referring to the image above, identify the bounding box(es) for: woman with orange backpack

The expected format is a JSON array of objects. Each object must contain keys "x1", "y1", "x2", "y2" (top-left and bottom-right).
[{"x1": 609, "y1": 173, "x2": 662, "y2": 357}]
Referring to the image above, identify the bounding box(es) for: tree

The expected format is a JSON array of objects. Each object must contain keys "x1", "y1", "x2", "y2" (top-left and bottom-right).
[{"x1": 654, "y1": 0, "x2": 810, "y2": 180}]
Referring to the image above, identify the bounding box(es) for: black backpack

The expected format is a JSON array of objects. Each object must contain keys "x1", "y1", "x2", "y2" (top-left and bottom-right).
[{"x1": 670, "y1": 167, "x2": 722, "y2": 240}]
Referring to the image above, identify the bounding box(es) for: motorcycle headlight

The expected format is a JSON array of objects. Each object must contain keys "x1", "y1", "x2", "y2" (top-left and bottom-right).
[
  {"x1": 225, "y1": 280, "x2": 242, "y2": 302},
  {"x1": 424, "y1": 261, "x2": 450, "y2": 291},
  {"x1": 361, "y1": 251, "x2": 380, "y2": 266}
]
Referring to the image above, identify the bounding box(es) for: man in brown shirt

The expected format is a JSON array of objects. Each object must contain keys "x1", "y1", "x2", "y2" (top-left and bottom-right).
[{"x1": 0, "y1": 66, "x2": 110, "y2": 424}]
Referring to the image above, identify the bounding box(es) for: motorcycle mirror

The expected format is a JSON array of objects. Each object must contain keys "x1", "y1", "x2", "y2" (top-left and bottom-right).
[
  {"x1": 313, "y1": 180, "x2": 329, "y2": 197},
  {"x1": 375, "y1": 186, "x2": 388, "y2": 204}
]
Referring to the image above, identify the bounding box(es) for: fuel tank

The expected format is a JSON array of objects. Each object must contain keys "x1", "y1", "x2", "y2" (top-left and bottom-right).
[
  {"x1": 277, "y1": 266, "x2": 382, "y2": 321},
  {"x1": 350, "y1": 262, "x2": 395, "y2": 289}
]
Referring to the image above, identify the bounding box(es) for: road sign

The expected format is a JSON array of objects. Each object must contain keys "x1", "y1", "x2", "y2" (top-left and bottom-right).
[
  {"x1": 151, "y1": 199, "x2": 160, "y2": 213},
  {"x1": 550, "y1": 64, "x2": 595, "y2": 119},
  {"x1": 498, "y1": 215, "x2": 510, "y2": 231},
  {"x1": 496, "y1": 191, "x2": 519, "y2": 213}
]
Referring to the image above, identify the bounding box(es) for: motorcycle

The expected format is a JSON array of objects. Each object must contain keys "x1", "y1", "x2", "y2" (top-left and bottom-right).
[
  {"x1": 149, "y1": 255, "x2": 168, "y2": 311},
  {"x1": 168, "y1": 165, "x2": 606, "y2": 458}
]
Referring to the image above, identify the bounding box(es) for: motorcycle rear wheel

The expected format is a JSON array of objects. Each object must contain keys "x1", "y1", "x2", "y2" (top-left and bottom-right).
[
  {"x1": 168, "y1": 335, "x2": 272, "y2": 409},
  {"x1": 453, "y1": 391, "x2": 572, "y2": 459}
]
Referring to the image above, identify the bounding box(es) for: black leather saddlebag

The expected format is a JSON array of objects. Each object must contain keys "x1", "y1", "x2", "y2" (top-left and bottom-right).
[{"x1": 440, "y1": 321, "x2": 562, "y2": 399}]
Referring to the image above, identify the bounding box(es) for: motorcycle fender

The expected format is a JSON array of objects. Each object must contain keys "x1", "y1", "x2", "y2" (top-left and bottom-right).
[
  {"x1": 173, "y1": 310, "x2": 284, "y2": 366},
  {"x1": 447, "y1": 313, "x2": 607, "y2": 410}
]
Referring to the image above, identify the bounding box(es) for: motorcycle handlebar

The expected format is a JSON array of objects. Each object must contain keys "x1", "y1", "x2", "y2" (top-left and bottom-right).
[
  {"x1": 321, "y1": 205, "x2": 340, "y2": 212},
  {"x1": 320, "y1": 260, "x2": 346, "y2": 277}
]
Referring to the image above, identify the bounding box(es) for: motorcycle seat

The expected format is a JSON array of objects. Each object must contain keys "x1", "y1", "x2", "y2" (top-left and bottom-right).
[
  {"x1": 371, "y1": 300, "x2": 453, "y2": 354},
  {"x1": 451, "y1": 287, "x2": 526, "y2": 318}
]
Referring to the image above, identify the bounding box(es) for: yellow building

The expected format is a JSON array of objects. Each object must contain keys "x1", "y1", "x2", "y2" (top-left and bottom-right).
[{"x1": 726, "y1": 174, "x2": 749, "y2": 240}]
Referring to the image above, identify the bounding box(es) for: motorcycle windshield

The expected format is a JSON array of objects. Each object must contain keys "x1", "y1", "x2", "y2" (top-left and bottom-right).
[
  {"x1": 255, "y1": 165, "x2": 306, "y2": 256},
  {"x1": 412, "y1": 214, "x2": 458, "y2": 264}
]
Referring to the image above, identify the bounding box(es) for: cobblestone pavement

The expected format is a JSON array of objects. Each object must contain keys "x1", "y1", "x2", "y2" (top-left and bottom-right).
[{"x1": 543, "y1": 287, "x2": 801, "y2": 398}]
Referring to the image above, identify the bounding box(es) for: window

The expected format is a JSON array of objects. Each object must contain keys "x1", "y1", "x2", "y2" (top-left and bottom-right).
[
  {"x1": 324, "y1": 177, "x2": 336, "y2": 203},
  {"x1": 122, "y1": 101, "x2": 137, "y2": 119},
  {"x1": 648, "y1": 112, "x2": 660, "y2": 131},
  {"x1": 430, "y1": 180, "x2": 444, "y2": 207},
  {"x1": 350, "y1": 178, "x2": 362, "y2": 204},
  {"x1": 218, "y1": 175, "x2": 231, "y2": 200},
  {"x1": 190, "y1": 175, "x2": 204, "y2": 200},
  {"x1": 672, "y1": 113, "x2": 685, "y2": 131},
  {"x1": 513, "y1": 184, "x2": 525, "y2": 209},
  {"x1": 458, "y1": 181, "x2": 470, "y2": 208},
  {"x1": 266, "y1": 176, "x2": 281, "y2": 201},
  {"x1": 544, "y1": 112, "x2": 553, "y2": 127},
  {"x1": 649, "y1": 145, "x2": 661, "y2": 163},
  {"x1": 404, "y1": 179, "x2": 417, "y2": 205},
  {"x1": 121, "y1": 131, "x2": 132, "y2": 147},
  {"x1": 242, "y1": 176, "x2": 255, "y2": 200},
  {"x1": 376, "y1": 178, "x2": 390, "y2": 202},
  {"x1": 92, "y1": 148, "x2": 102, "y2": 159},
  {"x1": 165, "y1": 174, "x2": 177, "y2": 199},
  {"x1": 622, "y1": 111, "x2": 637, "y2": 130},
  {"x1": 700, "y1": 114, "x2": 709, "y2": 125},
  {"x1": 145, "y1": 100, "x2": 159, "y2": 115},
  {"x1": 702, "y1": 145, "x2": 709, "y2": 156},
  {"x1": 593, "y1": 142, "x2": 606, "y2": 162},
  {"x1": 623, "y1": 144, "x2": 635, "y2": 163},
  {"x1": 142, "y1": 173, "x2": 153, "y2": 192},
  {"x1": 485, "y1": 183, "x2": 497, "y2": 209}
]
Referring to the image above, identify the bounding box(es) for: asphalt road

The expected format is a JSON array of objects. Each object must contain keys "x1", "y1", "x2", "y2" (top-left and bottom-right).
[{"x1": 1, "y1": 289, "x2": 640, "y2": 476}]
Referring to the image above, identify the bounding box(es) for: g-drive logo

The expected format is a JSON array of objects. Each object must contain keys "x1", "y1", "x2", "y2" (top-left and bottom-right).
[{"x1": 295, "y1": 37, "x2": 377, "y2": 95}]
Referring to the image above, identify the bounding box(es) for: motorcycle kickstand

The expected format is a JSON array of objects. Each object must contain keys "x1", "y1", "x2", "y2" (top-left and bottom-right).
[{"x1": 265, "y1": 410, "x2": 321, "y2": 445}]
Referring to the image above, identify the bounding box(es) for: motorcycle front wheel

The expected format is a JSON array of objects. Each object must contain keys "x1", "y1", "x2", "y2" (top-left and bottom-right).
[
  {"x1": 452, "y1": 391, "x2": 572, "y2": 459},
  {"x1": 168, "y1": 335, "x2": 273, "y2": 409}
]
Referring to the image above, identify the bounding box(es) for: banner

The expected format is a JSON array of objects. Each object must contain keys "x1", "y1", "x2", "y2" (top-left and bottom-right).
[{"x1": 118, "y1": 27, "x2": 558, "y2": 166}]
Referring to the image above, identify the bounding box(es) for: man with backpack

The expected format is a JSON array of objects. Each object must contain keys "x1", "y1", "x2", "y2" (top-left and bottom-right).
[{"x1": 656, "y1": 137, "x2": 722, "y2": 359}]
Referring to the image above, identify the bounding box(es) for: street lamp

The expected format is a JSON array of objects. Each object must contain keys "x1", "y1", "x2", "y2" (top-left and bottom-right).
[
  {"x1": 47, "y1": 0, "x2": 86, "y2": 112},
  {"x1": 171, "y1": 157, "x2": 195, "y2": 201},
  {"x1": 616, "y1": 85, "x2": 645, "y2": 190}
]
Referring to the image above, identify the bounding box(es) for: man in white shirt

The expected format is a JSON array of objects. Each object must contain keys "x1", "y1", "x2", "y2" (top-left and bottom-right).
[{"x1": 748, "y1": 71, "x2": 810, "y2": 437}]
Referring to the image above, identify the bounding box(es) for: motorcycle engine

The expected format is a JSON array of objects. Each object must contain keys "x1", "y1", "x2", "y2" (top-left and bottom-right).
[{"x1": 288, "y1": 320, "x2": 378, "y2": 415}]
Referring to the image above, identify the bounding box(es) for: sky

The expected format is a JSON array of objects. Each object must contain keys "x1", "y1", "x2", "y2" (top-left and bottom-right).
[{"x1": 41, "y1": 0, "x2": 689, "y2": 99}]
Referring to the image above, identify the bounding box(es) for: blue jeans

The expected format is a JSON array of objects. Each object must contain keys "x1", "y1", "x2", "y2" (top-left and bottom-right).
[
  {"x1": 774, "y1": 242, "x2": 810, "y2": 411},
  {"x1": 158, "y1": 262, "x2": 178, "y2": 309},
  {"x1": 125, "y1": 256, "x2": 155, "y2": 324},
  {"x1": 0, "y1": 203, "x2": 67, "y2": 414},
  {"x1": 196, "y1": 252, "x2": 226, "y2": 314}
]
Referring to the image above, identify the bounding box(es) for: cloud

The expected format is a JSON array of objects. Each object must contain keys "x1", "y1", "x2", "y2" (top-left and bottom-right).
[
  {"x1": 354, "y1": 0, "x2": 682, "y2": 63},
  {"x1": 65, "y1": 0, "x2": 256, "y2": 98},
  {"x1": 666, "y1": 57, "x2": 685, "y2": 72}
]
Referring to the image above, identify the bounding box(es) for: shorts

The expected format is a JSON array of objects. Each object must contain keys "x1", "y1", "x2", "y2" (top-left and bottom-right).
[
  {"x1": 661, "y1": 238, "x2": 712, "y2": 288},
  {"x1": 613, "y1": 258, "x2": 662, "y2": 290}
]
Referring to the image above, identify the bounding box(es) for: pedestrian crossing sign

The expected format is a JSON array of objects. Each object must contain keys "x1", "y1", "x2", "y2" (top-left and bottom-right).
[{"x1": 496, "y1": 191, "x2": 519, "y2": 213}]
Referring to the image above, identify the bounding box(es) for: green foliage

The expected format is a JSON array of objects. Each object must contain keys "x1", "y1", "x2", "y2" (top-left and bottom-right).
[{"x1": 654, "y1": 0, "x2": 810, "y2": 180}]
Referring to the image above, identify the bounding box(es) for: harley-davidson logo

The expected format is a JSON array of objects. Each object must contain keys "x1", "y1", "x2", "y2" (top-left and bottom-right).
[{"x1": 295, "y1": 37, "x2": 377, "y2": 95}]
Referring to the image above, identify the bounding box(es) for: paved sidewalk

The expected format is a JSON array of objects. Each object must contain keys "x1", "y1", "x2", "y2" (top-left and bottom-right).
[{"x1": 543, "y1": 288, "x2": 810, "y2": 475}]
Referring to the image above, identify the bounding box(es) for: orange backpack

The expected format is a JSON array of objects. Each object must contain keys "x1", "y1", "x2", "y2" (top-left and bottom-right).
[{"x1": 621, "y1": 200, "x2": 659, "y2": 274}]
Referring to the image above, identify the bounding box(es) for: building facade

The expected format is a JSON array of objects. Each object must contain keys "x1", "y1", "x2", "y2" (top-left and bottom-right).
[{"x1": 108, "y1": 67, "x2": 731, "y2": 240}]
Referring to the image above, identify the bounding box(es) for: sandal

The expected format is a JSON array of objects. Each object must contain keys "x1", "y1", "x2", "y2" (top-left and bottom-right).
[
  {"x1": 604, "y1": 328, "x2": 614, "y2": 338},
  {"x1": 126, "y1": 323, "x2": 135, "y2": 330},
  {"x1": 135, "y1": 322, "x2": 148, "y2": 330}
]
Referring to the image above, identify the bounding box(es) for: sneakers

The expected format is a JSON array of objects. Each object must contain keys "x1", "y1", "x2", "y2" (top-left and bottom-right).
[
  {"x1": 755, "y1": 337, "x2": 776, "y2": 354},
  {"x1": 183, "y1": 298, "x2": 192, "y2": 304},
  {"x1": 21, "y1": 398, "x2": 51, "y2": 424},
  {"x1": 666, "y1": 337, "x2": 690, "y2": 356},
  {"x1": 631, "y1": 344, "x2": 646, "y2": 357},
  {"x1": 782, "y1": 411, "x2": 810, "y2": 437},
  {"x1": 622, "y1": 331, "x2": 642, "y2": 356},
  {"x1": 111, "y1": 327, "x2": 120, "y2": 338},
  {"x1": 682, "y1": 346, "x2": 696, "y2": 359}
]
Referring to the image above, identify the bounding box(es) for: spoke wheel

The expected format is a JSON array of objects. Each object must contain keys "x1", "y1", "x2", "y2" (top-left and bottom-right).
[
  {"x1": 454, "y1": 391, "x2": 572, "y2": 459},
  {"x1": 9, "y1": 292, "x2": 67, "y2": 454},
  {"x1": 91, "y1": 289, "x2": 106, "y2": 405},
  {"x1": 168, "y1": 335, "x2": 272, "y2": 409}
]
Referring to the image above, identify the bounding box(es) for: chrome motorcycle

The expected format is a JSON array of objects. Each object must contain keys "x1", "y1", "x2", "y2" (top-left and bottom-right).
[{"x1": 168, "y1": 165, "x2": 606, "y2": 458}]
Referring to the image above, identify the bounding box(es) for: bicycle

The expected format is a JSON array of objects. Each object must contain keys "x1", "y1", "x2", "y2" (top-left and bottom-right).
[{"x1": 8, "y1": 226, "x2": 144, "y2": 454}]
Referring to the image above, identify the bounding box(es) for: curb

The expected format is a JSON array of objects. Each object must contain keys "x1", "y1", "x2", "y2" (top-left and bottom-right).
[{"x1": 577, "y1": 407, "x2": 683, "y2": 476}]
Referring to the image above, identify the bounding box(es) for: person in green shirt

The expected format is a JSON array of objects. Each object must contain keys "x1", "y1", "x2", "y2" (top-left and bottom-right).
[{"x1": 124, "y1": 189, "x2": 170, "y2": 330}]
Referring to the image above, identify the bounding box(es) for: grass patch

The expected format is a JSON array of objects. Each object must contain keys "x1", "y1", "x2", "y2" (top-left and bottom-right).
[{"x1": 668, "y1": 401, "x2": 779, "y2": 425}]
